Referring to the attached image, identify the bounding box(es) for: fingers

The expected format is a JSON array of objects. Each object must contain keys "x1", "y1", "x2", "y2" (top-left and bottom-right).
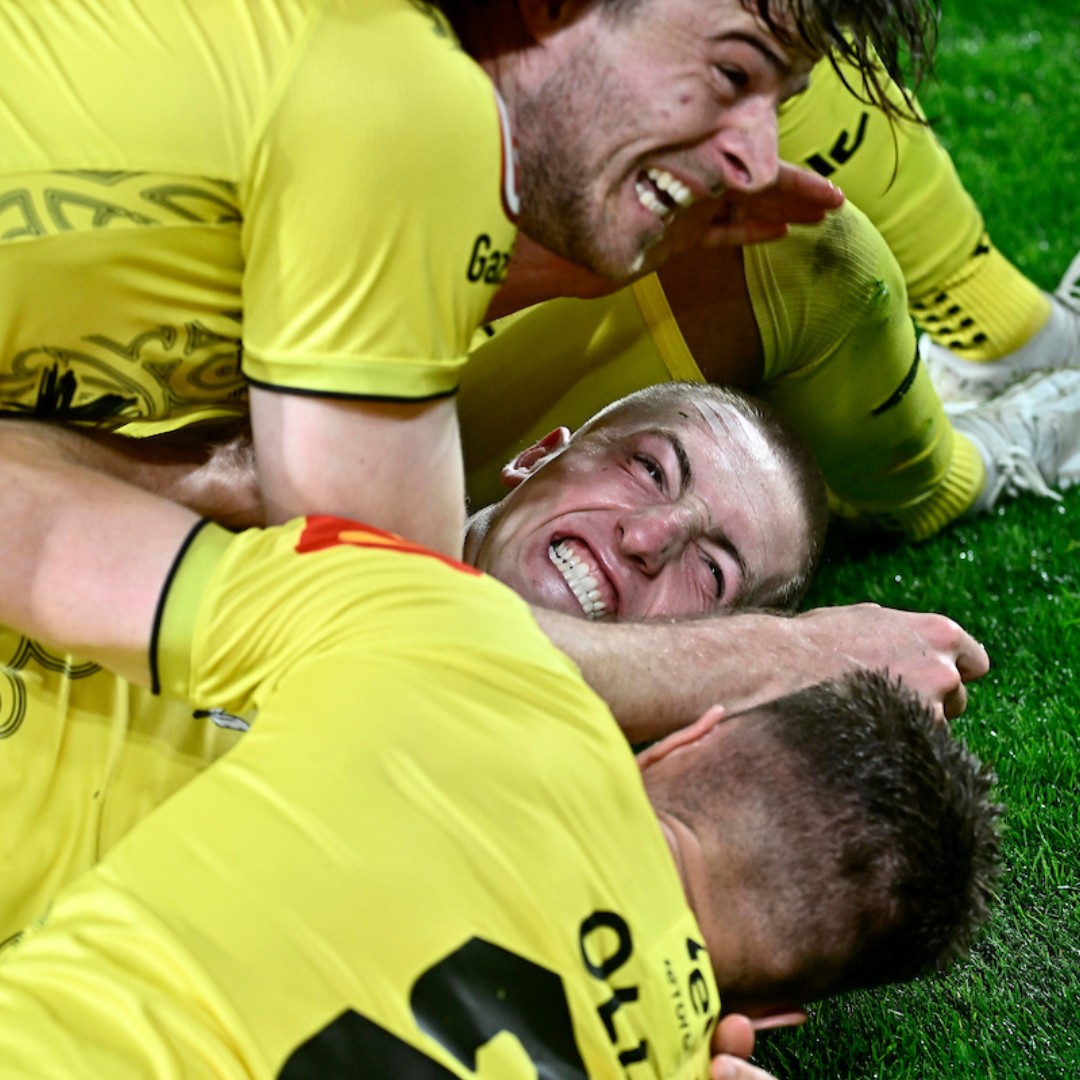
[
  {"x1": 795, "y1": 604, "x2": 990, "y2": 720},
  {"x1": 957, "y1": 635, "x2": 991, "y2": 682},
  {"x1": 941, "y1": 679, "x2": 967, "y2": 721},
  {"x1": 700, "y1": 220, "x2": 791, "y2": 249},
  {"x1": 724, "y1": 163, "x2": 843, "y2": 219},
  {"x1": 712, "y1": 1013, "x2": 755, "y2": 1060},
  {"x1": 922, "y1": 618, "x2": 988, "y2": 720},
  {"x1": 769, "y1": 161, "x2": 845, "y2": 210},
  {"x1": 748, "y1": 1009, "x2": 808, "y2": 1031},
  {"x1": 710, "y1": 1055, "x2": 780, "y2": 1080}
]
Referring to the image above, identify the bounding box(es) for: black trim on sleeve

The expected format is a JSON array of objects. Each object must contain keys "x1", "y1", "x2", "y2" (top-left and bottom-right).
[
  {"x1": 149, "y1": 519, "x2": 215, "y2": 696},
  {"x1": 244, "y1": 377, "x2": 458, "y2": 404}
]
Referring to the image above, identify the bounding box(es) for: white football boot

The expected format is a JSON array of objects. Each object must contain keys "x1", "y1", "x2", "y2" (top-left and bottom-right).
[{"x1": 952, "y1": 367, "x2": 1080, "y2": 510}]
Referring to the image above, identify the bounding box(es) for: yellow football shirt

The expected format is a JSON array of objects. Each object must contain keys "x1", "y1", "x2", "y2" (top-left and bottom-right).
[
  {"x1": 0, "y1": 624, "x2": 242, "y2": 946},
  {"x1": 0, "y1": 0, "x2": 514, "y2": 428},
  {"x1": 0, "y1": 519, "x2": 719, "y2": 1078}
]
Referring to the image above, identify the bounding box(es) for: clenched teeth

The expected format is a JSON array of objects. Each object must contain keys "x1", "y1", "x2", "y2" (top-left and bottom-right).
[
  {"x1": 649, "y1": 167, "x2": 695, "y2": 207},
  {"x1": 636, "y1": 167, "x2": 696, "y2": 221},
  {"x1": 549, "y1": 540, "x2": 608, "y2": 620}
]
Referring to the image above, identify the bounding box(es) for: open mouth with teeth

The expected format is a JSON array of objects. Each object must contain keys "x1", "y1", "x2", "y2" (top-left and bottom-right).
[
  {"x1": 549, "y1": 540, "x2": 609, "y2": 620},
  {"x1": 635, "y1": 166, "x2": 695, "y2": 221}
]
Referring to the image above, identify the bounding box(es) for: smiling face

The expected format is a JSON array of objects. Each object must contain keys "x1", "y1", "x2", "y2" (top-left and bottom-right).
[
  {"x1": 510, "y1": 0, "x2": 814, "y2": 278},
  {"x1": 465, "y1": 391, "x2": 809, "y2": 621}
]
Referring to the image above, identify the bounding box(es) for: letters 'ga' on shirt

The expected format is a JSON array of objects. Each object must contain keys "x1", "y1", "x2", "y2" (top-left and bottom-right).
[
  {"x1": 460, "y1": 200, "x2": 981, "y2": 540},
  {"x1": 0, "y1": 0, "x2": 516, "y2": 429},
  {"x1": 0, "y1": 518, "x2": 719, "y2": 1079}
]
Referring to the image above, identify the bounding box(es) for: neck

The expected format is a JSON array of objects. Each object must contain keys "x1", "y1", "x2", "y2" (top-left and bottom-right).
[
  {"x1": 461, "y1": 504, "x2": 492, "y2": 567},
  {"x1": 487, "y1": 233, "x2": 626, "y2": 320}
]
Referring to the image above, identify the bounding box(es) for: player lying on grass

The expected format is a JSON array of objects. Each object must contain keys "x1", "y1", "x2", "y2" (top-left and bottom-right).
[
  {"x1": 474, "y1": 44, "x2": 1080, "y2": 543},
  {"x1": 468, "y1": 205, "x2": 1080, "y2": 546},
  {"x1": 0, "y1": 447, "x2": 1001, "y2": 1079},
  {"x1": 0, "y1": 0, "x2": 934, "y2": 571},
  {"x1": 0, "y1": 385, "x2": 986, "y2": 966},
  {"x1": 7, "y1": 381, "x2": 988, "y2": 742}
]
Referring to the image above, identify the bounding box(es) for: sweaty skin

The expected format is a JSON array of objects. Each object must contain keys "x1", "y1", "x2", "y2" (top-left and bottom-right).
[{"x1": 464, "y1": 398, "x2": 806, "y2": 619}]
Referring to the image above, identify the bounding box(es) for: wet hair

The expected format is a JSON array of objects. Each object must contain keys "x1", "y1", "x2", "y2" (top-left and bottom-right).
[
  {"x1": 579, "y1": 381, "x2": 828, "y2": 610},
  {"x1": 440, "y1": 0, "x2": 937, "y2": 122},
  {"x1": 601, "y1": 0, "x2": 939, "y2": 122},
  {"x1": 668, "y1": 670, "x2": 1001, "y2": 1001}
]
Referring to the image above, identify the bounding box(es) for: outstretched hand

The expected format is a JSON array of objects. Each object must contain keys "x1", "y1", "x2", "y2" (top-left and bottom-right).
[
  {"x1": 674, "y1": 161, "x2": 844, "y2": 254},
  {"x1": 534, "y1": 599, "x2": 989, "y2": 746},
  {"x1": 487, "y1": 164, "x2": 843, "y2": 319},
  {"x1": 792, "y1": 603, "x2": 990, "y2": 721}
]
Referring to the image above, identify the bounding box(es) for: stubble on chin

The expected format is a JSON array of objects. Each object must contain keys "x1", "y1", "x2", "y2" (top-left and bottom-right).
[{"x1": 513, "y1": 76, "x2": 648, "y2": 280}]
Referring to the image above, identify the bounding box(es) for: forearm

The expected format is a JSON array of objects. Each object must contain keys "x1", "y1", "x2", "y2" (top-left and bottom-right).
[
  {"x1": 533, "y1": 608, "x2": 806, "y2": 742},
  {"x1": 6, "y1": 420, "x2": 264, "y2": 529},
  {"x1": 533, "y1": 601, "x2": 989, "y2": 741},
  {"x1": 250, "y1": 389, "x2": 466, "y2": 556},
  {"x1": 0, "y1": 424, "x2": 197, "y2": 685}
]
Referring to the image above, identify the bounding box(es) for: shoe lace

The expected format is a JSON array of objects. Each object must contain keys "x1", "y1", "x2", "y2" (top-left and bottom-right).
[
  {"x1": 1056, "y1": 248, "x2": 1080, "y2": 313},
  {"x1": 958, "y1": 408, "x2": 1063, "y2": 506},
  {"x1": 987, "y1": 443, "x2": 1062, "y2": 504}
]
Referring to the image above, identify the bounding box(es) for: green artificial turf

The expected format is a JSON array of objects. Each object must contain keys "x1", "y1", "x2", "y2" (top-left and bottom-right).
[{"x1": 751, "y1": 2, "x2": 1080, "y2": 1075}]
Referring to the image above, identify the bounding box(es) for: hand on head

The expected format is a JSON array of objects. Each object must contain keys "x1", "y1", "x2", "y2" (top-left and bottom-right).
[{"x1": 708, "y1": 1009, "x2": 807, "y2": 1080}]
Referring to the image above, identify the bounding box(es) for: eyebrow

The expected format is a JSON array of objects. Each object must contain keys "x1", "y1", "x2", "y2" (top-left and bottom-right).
[
  {"x1": 658, "y1": 427, "x2": 752, "y2": 601},
  {"x1": 716, "y1": 30, "x2": 792, "y2": 77}
]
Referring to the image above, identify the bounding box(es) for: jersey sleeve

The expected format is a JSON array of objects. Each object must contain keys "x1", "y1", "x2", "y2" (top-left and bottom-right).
[
  {"x1": 153, "y1": 515, "x2": 557, "y2": 720},
  {"x1": 241, "y1": 0, "x2": 517, "y2": 401}
]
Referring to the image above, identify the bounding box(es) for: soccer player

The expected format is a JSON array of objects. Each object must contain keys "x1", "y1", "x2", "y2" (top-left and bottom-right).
[
  {"x1": 0, "y1": 382, "x2": 829, "y2": 944},
  {"x1": 0, "y1": 464, "x2": 1000, "y2": 1079},
  {"x1": 0, "y1": 0, "x2": 934, "y2": 569},
  {"x1": 462, "y1": 55, "x2": 1080, "y2": 542},
  {"x1": 6, "y1": 381, "x2": 985, "y2": 740}
]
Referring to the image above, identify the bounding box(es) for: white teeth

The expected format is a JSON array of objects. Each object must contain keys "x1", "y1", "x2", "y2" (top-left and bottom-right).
[
  {"x1": 648, "y1": 167, "x2": 695, "y2": 207},
  {"x1": 635, "y1": 178, "x2": 670, "y2": 219},
  {"x1": 549, "y1": 541, "x2": 608, "y2": 620}
]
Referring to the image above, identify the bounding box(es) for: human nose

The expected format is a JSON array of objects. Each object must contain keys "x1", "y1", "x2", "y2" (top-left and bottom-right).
[
  {"x1": 618, "y1": 505, "x2": 695, "y2": 575},
  {"x1": 707, "y1": 97, "x2": 780, "y2": 194}
]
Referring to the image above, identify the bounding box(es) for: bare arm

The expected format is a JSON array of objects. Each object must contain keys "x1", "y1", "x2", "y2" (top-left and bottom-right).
[
  {"x1": 249, "y1": 388, "x2": 466, "y2": 556},
  {"x1": 13, "y1": 421, "x2": 263, "y2": 529},
  {"x1": 0, "y1": 424, "x2": 197, "y2": 686},
  {"x1": 534, "y1": 602, "x2": 989, "y2": 742}
]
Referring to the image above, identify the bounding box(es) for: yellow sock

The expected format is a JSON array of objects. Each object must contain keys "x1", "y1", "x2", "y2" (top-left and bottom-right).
[{"x1": 909, "y1": 237, "x2": 1052, "y2": 360}]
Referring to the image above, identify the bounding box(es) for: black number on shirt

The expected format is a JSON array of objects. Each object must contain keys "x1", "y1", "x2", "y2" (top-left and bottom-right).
[{"x1": 279, "y1": 936, "x2": 589, "y2": 1078}]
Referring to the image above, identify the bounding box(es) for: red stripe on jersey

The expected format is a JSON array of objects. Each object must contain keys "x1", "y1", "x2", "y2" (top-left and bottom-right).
[{"x1": 295, "y1": 516, "x2": 482, "y2": 576}]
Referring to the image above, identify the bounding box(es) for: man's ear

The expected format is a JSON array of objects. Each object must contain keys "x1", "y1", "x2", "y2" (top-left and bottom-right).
[
  {"x1": 636, "y1": 705, "x2": 725, "y2": 771},
  {"x1": 500, "y1": 427, "x2": 571, "y2": 489}
]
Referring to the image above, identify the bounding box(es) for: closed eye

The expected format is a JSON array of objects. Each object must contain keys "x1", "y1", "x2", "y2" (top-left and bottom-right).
[{"x1": 715, "y1": 65, "x2": 748, "y2": 89}]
